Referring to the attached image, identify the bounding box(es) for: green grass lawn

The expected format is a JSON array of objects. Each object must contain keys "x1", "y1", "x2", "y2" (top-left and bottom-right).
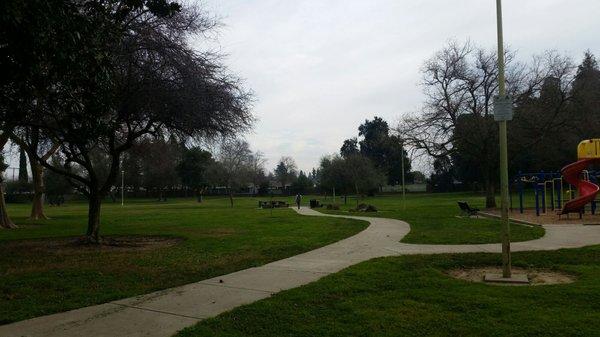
[
  {"x1": 178, "y1": 245, "x2": 600, "y2": 337},
  {"x1": 307, "y1": 192, "x2": 544, "y2": 244},
  {"x1": 0, "y1": 197, "x2": 367, "y2": 324}
]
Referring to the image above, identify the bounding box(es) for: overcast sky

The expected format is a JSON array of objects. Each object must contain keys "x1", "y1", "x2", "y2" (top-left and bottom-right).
[
  {"x1": 198, "y1": 0, "x2": 600, "y2": 173},
  {"x1": 2, "y1": 1, "x2": 599, "y2": 178}
]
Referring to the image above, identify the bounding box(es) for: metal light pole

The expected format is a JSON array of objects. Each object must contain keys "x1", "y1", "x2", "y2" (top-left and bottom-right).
[
  {"x1": 496, "y1": 0, "x2": 511, "y2": 278},
  {"x1": 121, "y1": 170, "x2": 125, "y2": 206}
]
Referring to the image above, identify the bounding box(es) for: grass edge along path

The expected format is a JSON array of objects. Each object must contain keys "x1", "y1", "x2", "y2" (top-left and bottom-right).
[
  {"x1": 0, "y1": 198, "x2": 368, "y2": 324},
  {"x1": 310, "y1": 193, "x2": 545, "y2": 245},
  {"x1": 177, "y1": 245, "x2": 600, "y2": 337}
]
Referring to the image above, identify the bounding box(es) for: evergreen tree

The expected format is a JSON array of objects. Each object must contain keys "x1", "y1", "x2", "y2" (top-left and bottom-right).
[
  {"x1": 291, "y1": 170, "x2": 312, "y2": 194},
  {"x1": 350, "y1": 117, "x2": 411, "y2": 185},
  {"x1": 176, "y1": 147, "x2": 213, "y2": 201},
  {"x1": 274, "y1": 157, "x2": 298, "y2": 195},
  {"x1": 571, "y1": 51, "x2": 600, "y2": 139},
  {"x1": 340, "y1": 138, "x2": 359, "y2": 158}
]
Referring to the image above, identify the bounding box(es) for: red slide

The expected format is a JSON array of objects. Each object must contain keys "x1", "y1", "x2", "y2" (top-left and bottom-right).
[{"x1": 560, "y1": 159, "x2": 600, "y2": 214}]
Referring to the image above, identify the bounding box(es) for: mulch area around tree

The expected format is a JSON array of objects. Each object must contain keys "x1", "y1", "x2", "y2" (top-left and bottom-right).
[{"x1": 447, "y1": 267, "x2": 576, "y2": 286}]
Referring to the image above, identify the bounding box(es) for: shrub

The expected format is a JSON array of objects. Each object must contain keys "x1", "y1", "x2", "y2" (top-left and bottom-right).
[
  {"x1": 326, "y1": 203, "x2": 340, "y2": 210},
  {"x1": 5, "y1": 180, "x2": 32, "y2": 194},
  {"x1": 5, "y1": 193, "x2": 32, "y2": 204}
]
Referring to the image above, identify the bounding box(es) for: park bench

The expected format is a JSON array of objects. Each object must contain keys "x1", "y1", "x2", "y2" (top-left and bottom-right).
[
  {"x1": 309, "y1": 199, "x2": 323, "y2": 208},
  {"x1": 458, "y1": 201, "x2": 479, "y2": 217}
]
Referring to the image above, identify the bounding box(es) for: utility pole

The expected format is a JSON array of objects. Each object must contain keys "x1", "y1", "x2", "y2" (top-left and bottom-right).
[{"x1": 496, "y1": 0, "x2": 512, "y2": 278}]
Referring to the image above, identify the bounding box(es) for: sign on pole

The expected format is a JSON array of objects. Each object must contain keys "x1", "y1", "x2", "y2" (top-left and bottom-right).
[{"x1": 493, "y1": 95, "x2": 513, "y2": 121}]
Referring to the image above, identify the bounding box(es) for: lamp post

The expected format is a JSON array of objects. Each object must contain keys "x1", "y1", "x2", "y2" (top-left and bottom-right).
[
  {"x1": 10, "y1": 167, "x2": 17, "y2": 181},
  {"x1": 495, "y1": 0, "x2": 512, "y2": 278}
]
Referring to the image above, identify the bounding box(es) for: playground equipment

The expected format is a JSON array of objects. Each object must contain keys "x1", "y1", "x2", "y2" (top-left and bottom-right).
[
  {"x1": 515, "y1": 139, "x2": 600, "y2": 217},
  {"x1": 560, "y1": 139, "x2": 600, "y2": 216},
  {"x1": 516, "y1": 172, "x2": 564, "y2": 216}
]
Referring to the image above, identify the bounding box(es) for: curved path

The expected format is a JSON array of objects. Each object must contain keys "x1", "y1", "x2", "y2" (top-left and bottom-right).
[{"x1": 3, "y1": 207, "x2": 600, "y2": 337}]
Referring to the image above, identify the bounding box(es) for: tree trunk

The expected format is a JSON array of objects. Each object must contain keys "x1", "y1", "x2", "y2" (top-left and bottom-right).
[
  {"x1": 229, "y1": 189, "x2": 234, "y2": 208},
  {"x1": 485, "y1": 178, "x2": 496, "y2": 209},
  {"x1": 86, "y1": 194, "x2": 102, "y2": 243},
  {"x1": 29, "y1": 161, "x2": 48, "y2": 220},
  {"x1": 0, "y1": 183, "x2": 17, "y2": 229}
]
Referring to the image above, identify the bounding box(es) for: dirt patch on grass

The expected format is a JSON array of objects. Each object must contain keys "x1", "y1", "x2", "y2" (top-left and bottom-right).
[
  {"x1": 447, "y1": 267, "x2": 576, "y2": 286},
  {"x1": 1, "y1": 236, "x2": 184, "y2": 253}
]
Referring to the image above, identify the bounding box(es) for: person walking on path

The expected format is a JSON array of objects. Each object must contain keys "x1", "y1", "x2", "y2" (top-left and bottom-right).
[{"x1": 295, "y1": 193, "x2": 302, "y2": 209}]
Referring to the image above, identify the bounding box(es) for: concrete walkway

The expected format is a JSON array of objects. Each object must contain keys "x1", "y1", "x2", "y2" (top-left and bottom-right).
[{"x1": 3, "y1": 207, "x2": 600, "y2": 337}]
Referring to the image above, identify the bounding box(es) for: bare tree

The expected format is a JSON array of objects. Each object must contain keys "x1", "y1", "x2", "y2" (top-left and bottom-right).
[
  {"x1": 399, "y1": 41, "x2": 523, "y2": 207},
  {"x1": 399, "y1": 41, "x2": 579, "y2": 208},
  {"x1": 274, "y1": 156, "x2": 298, "y2": 195},
  {"x1": 212, "y1": 138, "x2": 254, "y2": 207},
  {"x1": 344, "y1": 154, "x2": 385, "y2": 207},
  {"x1": 318, "y1": 154, "x2": 384, "y2": 204},
  {"x1": 248, "y1": 151, "x2": 267, "y2": 195},
  {"x1": 138, "y1": 137, "x2": 181, "y2": 201}
]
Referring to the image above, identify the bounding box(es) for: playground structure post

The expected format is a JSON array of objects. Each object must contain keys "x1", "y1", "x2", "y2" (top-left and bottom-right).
[
  {"x1": 535, "y1": 186, "x2": 540, "y2": 216},
  {"x1": 516, "y1": 172, "x2": 565, "y2": 217},
  {"x1": 541, "y1": 183, "x2": 546, "y2": 213},
  {"x1": 550, "y1": 180, "x2": 554, "y2": 211},
  {"x1": 401, "y1": 139, "x2": 406, "y2": 211},
  {"x1": 496, "y1": 0, "x2": 511, "y2": 278},
  {"x1": 569, "y1": 184, "x2": 573, "y2": 201}
]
